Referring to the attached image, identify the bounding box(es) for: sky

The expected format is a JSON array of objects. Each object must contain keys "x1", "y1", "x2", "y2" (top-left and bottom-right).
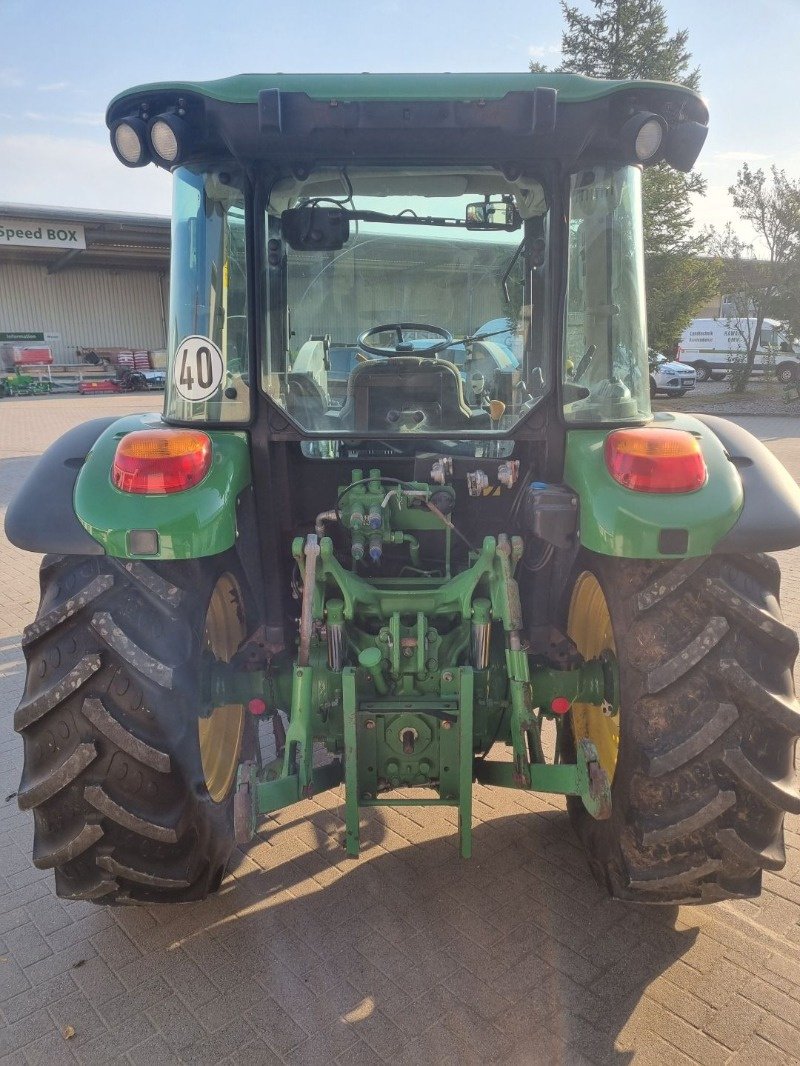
[{"x1": 0, "y1": 0, "x2": 798, "y2": 246}]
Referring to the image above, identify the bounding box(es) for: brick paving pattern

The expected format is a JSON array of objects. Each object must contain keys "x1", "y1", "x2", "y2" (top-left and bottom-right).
[{"x1": 0, "y1": 396, "x2": 798, "y2": 1065}]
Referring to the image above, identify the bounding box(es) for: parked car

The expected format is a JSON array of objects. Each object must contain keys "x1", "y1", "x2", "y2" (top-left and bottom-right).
[{"x1": 648, "y1": 349, "x2": 696, "y2": 397}]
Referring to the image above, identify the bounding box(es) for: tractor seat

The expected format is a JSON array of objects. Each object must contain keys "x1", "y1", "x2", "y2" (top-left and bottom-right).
[{"x1": 337, "y1": 356, "x2": 490, "y2": 432}]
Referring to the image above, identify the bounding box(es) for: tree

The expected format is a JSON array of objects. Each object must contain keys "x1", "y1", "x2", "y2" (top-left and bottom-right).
[
  {"x1": 560, "y1": 0, "x2": 698, "y2": 86},
  {"x1": 535, "y1": 0, "x2": 719, "y2": 351},
  {"x1": 646, "y1": 252, "x2": 718, "y2": 355},
  {"x1": 709, "y1": 166, "x2": 800, "y2": 390}
]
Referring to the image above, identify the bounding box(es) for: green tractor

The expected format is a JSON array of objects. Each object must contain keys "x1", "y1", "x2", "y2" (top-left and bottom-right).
[{"x1": 7, "y1": 72, "x2": 800, "y2": 905}]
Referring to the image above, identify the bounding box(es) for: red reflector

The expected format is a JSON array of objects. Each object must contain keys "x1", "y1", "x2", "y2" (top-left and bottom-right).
[
  {"x1": 550, "y1": 697, "x2": 571, "y2": 715},
  {"x1": 604, "y1": 429, "x2": 706, "y2": 493},
  {"x1": 112, "y1": 429, "x2": 211, "y2": 494},
  {"x1": 248, "y1": 699, "x2": 267, "y2": 717}
]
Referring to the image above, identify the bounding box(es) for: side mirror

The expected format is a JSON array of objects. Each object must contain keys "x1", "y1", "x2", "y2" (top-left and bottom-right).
[
  {"x1": 465, "y1": 198, "x2": 520, "y2": 231},
  {"x1": 281, "y1": 207, "x2": 350, "y2": 251}
]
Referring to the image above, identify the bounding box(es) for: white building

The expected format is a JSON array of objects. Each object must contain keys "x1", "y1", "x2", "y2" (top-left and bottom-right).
[{"x1": 0, "y1": 204, "x2": 169, "y2": 365}]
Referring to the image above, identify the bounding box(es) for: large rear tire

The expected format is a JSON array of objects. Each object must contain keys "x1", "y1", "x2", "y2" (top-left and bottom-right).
[
  {"x1": 562, "y1": 550, "x2": 800, "y2": 904},
  {"x1": 15, "y1": 552, "x2": 252, "y2": 904}
]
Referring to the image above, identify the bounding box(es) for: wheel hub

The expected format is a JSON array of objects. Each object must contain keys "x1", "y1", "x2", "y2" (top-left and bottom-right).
[
  {"x1": 566, "y1": 571, "x2": 620, "y2": 782},
  {"x1": 198, "y1": 573, "x2": 247, "y2": 803}
]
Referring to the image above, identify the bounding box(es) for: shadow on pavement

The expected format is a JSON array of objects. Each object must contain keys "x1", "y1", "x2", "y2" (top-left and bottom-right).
[{"x1": 108, "y1": 806, "x2": 698, "y2": 1064}]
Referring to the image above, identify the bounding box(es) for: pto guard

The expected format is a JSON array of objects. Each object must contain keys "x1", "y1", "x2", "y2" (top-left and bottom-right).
[{"x1": 74, "y1": 413, "x2": 252, "y2": 559}]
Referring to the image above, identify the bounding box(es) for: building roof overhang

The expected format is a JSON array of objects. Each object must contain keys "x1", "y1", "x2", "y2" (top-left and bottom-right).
[{"x1": 0, "y1": 203, "x2": 169, "y2": 273}]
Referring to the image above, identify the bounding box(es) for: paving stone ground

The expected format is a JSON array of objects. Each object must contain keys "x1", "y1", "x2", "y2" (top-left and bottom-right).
[{"x1": 0, "y1": 396, "x2": 798, "y2": 1065}]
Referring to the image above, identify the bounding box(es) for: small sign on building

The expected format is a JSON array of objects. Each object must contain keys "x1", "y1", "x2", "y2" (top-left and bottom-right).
[
  {"x1": 0, "y1": 219, "x2": 86, "y2": 251},
  {"x1": 0, "y1": 331, "x2": 45, "y2": 342}
]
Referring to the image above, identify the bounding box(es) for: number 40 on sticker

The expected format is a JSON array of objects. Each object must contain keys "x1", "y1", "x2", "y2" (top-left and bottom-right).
[{"x1": 173, "y1": 336, "x2": 224, "y2": 401}]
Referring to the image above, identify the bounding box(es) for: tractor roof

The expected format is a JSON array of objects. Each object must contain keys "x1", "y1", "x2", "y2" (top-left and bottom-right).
[
  {"x1": 106, "y1": 72, "x2": 708, "y2": 175},
  {"x1": 108, "y1": 71, "x2": 706, "y2": 112}
]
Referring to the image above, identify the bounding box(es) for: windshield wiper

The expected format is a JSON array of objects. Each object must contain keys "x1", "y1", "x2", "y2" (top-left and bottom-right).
[
  {"x1": 501, "y1": 239, "x2": 526, "y2": 303},
  {"x1": 438, "y1": 327, "x2": 514, "y2": 352},
  {"x1": 346, "y1": 209, "x2": 466, "y2": 229}
]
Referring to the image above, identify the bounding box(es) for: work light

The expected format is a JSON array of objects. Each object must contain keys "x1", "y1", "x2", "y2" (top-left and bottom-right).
[
  {"x1": 619, "y1": 112, "x2": 667, "y2": 164},
  {"x1": 110, "y1": 118, "x2": 149, "y2": 167},
  {"x1": 149, "y1": 115, "x2": 187, "y2": 166}
]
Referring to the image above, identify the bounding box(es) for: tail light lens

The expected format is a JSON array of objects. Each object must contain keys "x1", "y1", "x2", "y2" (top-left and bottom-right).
[
  {"x1": 112, "y1": 429, "x2": 212, "y2": 494},
  {"x1": 605, "y1": 428, "x2": 707, "y2": 493}
]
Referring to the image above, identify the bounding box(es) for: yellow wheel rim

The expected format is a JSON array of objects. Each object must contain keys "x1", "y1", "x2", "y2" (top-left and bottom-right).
[
  {"x1": 198, "y1": 573, "x2": 246, "y2": 803},
  {"x1": 567, "y1": 571, "x2": 619, "y2": 782}
]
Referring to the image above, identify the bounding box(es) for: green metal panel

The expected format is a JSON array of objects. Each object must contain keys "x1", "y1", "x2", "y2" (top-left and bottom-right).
[
  {"x1": 457, "y1": 668, "x2": 474, "y2": 859},
  {"x1": 108, "y1": 71, "x2": 705, "y2": 116},
  {"x1": 73, "y1": 413, "x2": 251, "y2": 559},
  {"x1": 475, "y1": 761, "x2": 579, "y2": 794},
  {"x1": 564, "y1": 413, "x2": 744, "y2": 558},
  {"x1": 341, "y1": 661, "x2": 475, "y2": 859},
  {"x1": 256, "y1": 762, "x2": 342, "y2": 815}
]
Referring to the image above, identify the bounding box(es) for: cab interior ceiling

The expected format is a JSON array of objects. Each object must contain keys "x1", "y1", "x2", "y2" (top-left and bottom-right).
[{"x1": 263, "y1": 167, "x2": 549, "y2": 217}]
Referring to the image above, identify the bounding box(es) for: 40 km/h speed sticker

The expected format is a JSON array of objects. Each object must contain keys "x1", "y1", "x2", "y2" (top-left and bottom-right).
[{"x1": 173, "y1": 336, "x2": 224, "y2": 402}]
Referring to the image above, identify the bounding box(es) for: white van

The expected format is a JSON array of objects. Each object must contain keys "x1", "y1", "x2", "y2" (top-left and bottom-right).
[{"x1": 677, "y1": 318, "x2": 800, "y2": 383}]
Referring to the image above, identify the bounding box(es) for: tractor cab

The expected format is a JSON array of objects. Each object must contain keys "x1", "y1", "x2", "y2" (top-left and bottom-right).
[{"x1": 107, "y1": 73, "x2": 709, "y2": 447}]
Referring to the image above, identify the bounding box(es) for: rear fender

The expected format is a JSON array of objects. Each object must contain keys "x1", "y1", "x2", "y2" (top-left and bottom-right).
[
  {"x1": 695, "y1": 413, "x2": 800, "y2": 553},
  {"x1": 73, "y1": 414, "x2": 252, "y2": 559},
  {"x1": 564, "y1": 412, "x2": 745, "y2": 558},
  {"x1": 4, "y1": 417, "x2": 116, "y2": 555}
]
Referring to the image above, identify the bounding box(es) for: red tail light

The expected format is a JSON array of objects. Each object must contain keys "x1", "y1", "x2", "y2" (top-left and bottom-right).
[
  {"x1": 112, "y1": 429, "x2": 212, "y2": 494},
  {"x1": 605, "y1": 428, "x2": 706, "y2": 493}
]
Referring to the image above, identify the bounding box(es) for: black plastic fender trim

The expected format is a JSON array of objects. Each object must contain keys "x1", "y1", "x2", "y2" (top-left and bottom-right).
[
  {"x1": 694, "y1": 413, "x2": 800, "y2": 553},
  {"x1": 4, "y1": 417, "x2": 115, "y2": 556}
]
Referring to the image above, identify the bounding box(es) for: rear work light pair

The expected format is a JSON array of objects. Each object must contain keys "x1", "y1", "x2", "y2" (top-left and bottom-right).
[
  {"x1": 111, "y1": 113, "x2": 188, "y2": 168},
  {"x1": 112, "y1": 429, "x2": 211, "y2": 494}
]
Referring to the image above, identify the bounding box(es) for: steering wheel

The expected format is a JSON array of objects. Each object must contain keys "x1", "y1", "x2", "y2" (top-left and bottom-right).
[{"x1": 357, "y1": 322, "x2": 453, "y2": 358}]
